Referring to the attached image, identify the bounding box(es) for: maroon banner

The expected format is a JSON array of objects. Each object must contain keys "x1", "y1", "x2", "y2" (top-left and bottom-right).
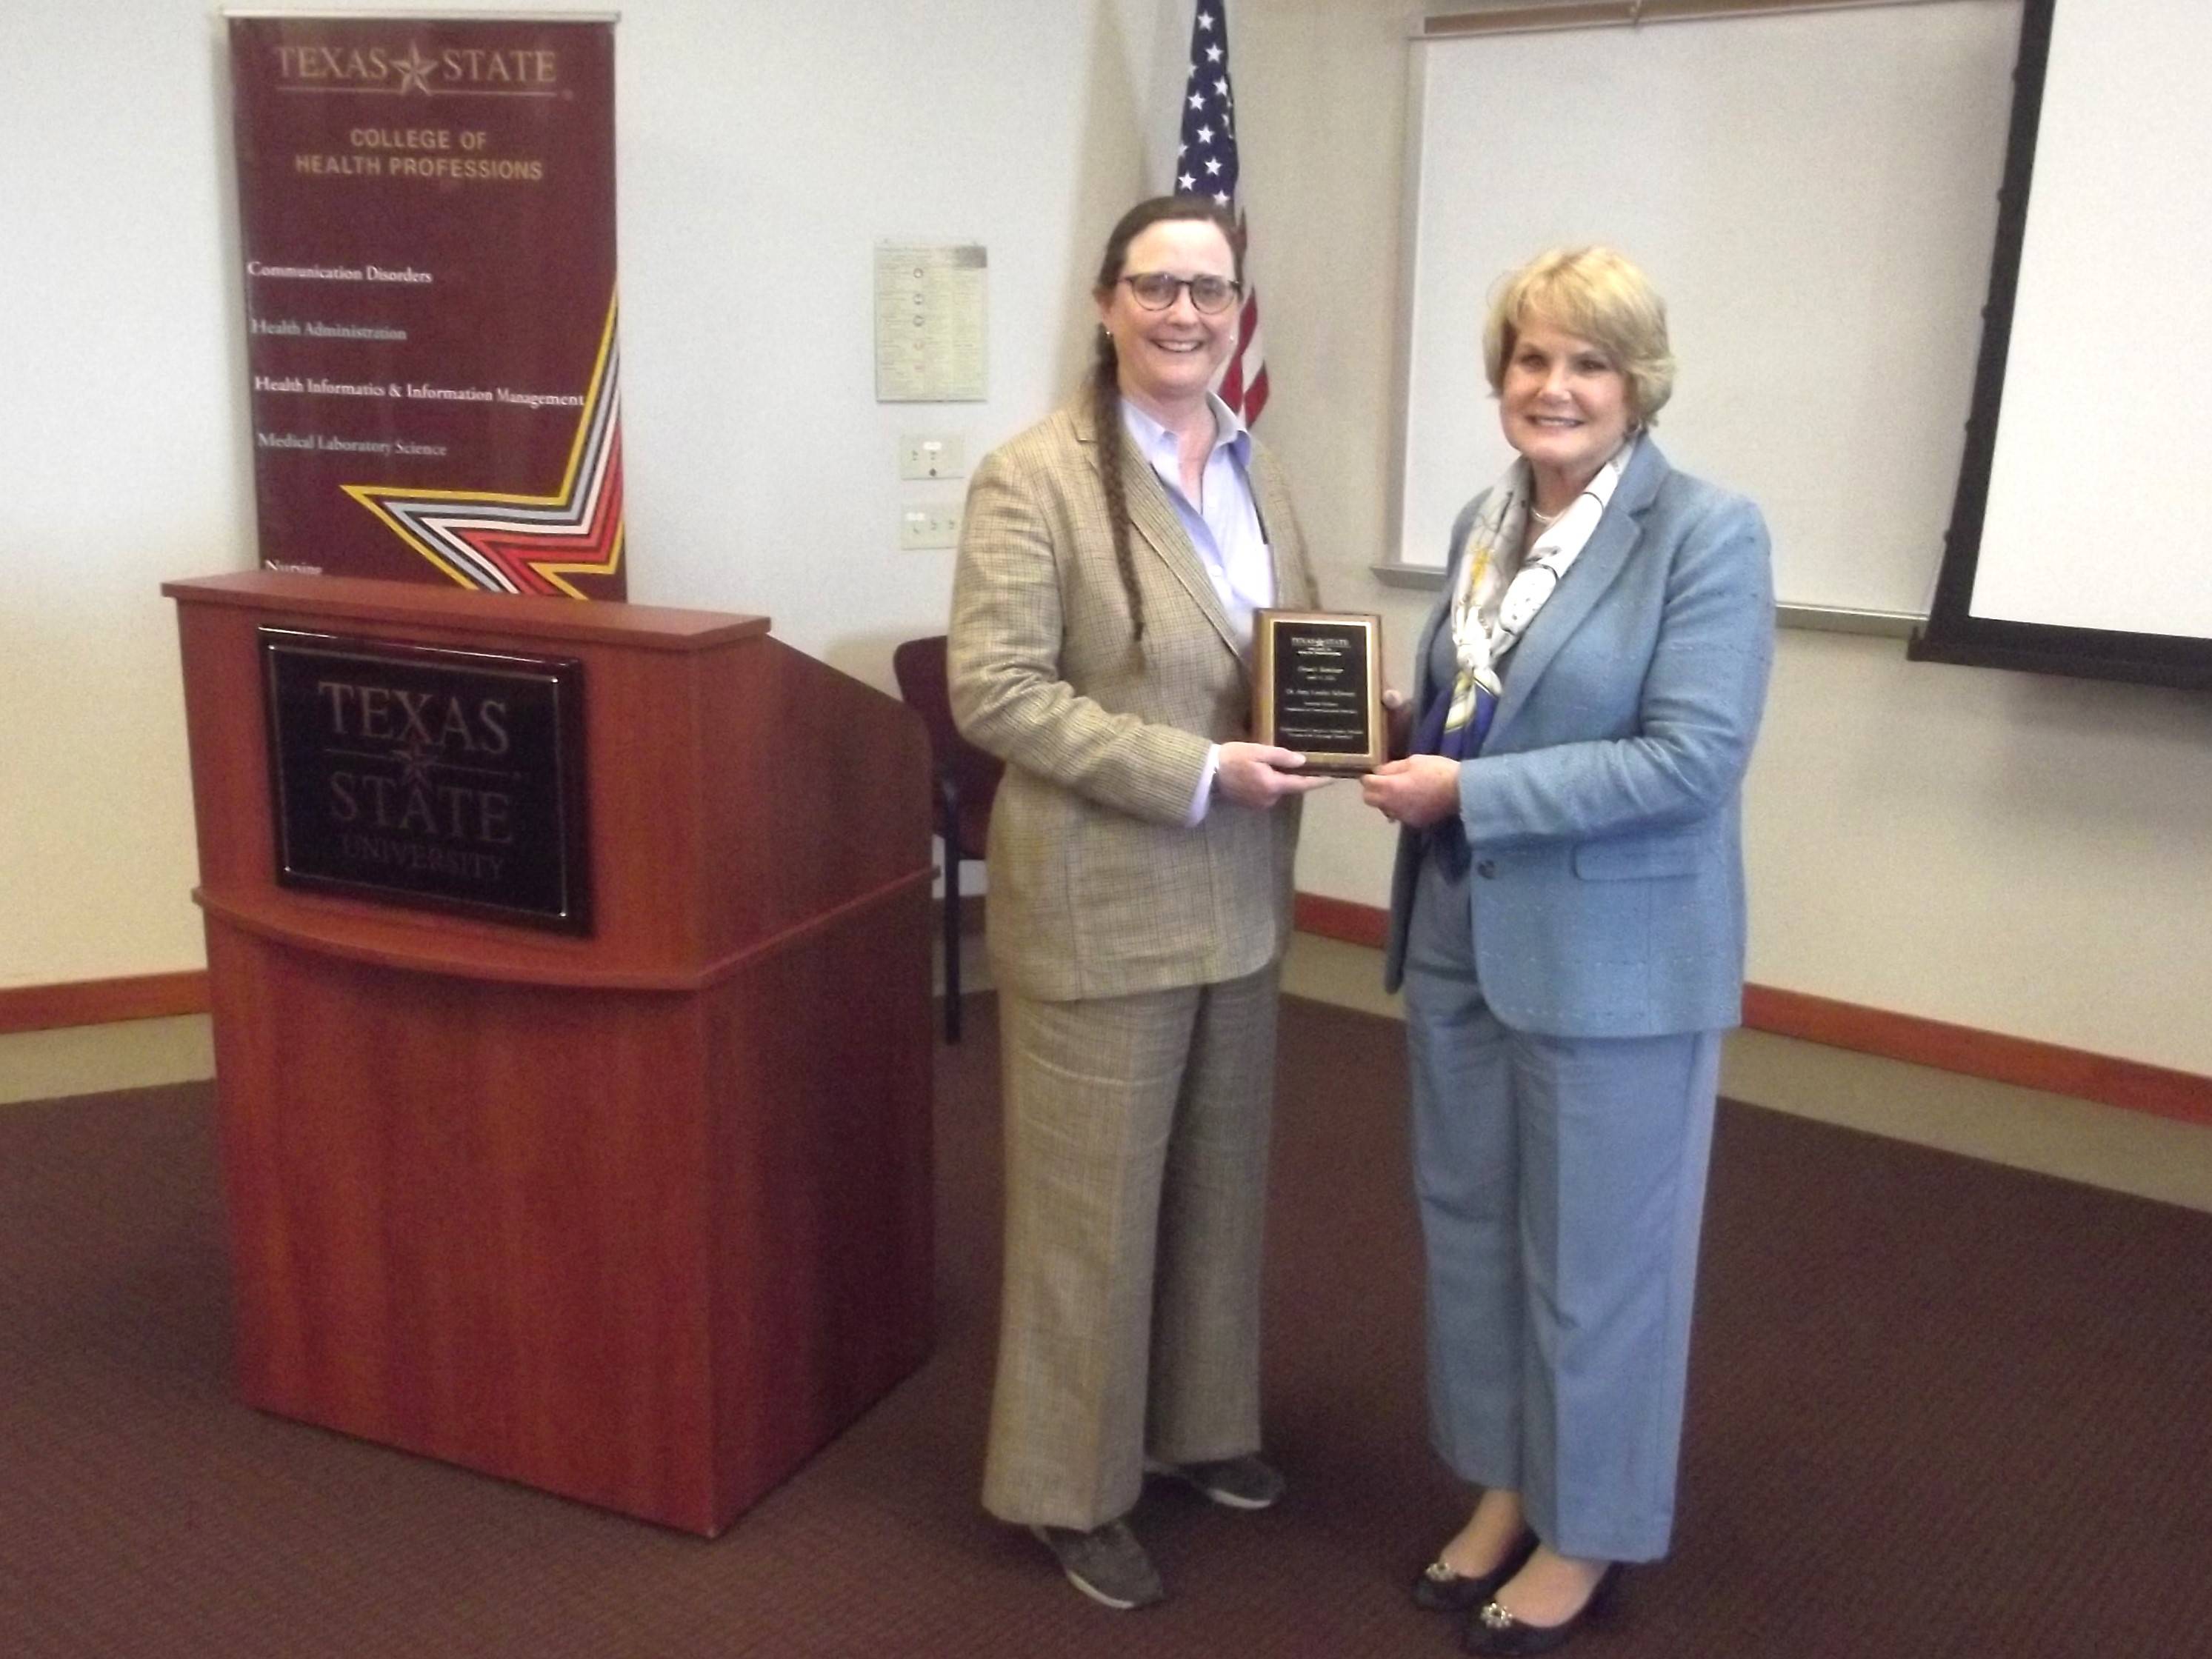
[{"x1": 230, "y1": 16, "x2": 624, "y2": 598}]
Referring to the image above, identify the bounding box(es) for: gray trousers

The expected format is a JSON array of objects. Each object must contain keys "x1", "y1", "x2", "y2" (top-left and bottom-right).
[
  {"x1": 1405, "y1": 855, "x2": 1720, "y2": 1562},
  {"x1": 982, "y1": 965, "x2": 1279, "y2": 1529}
]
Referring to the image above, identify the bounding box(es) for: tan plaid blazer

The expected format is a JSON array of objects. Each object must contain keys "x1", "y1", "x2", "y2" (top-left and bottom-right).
[{"x1": 949, "y1": 398, "x2": 1319, "y2": 1002}]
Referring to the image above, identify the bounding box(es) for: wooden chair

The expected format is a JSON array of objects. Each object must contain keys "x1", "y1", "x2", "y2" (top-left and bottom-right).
[{"x1": 892, "y1": 635, "x2": 1002, "y2": 1042}]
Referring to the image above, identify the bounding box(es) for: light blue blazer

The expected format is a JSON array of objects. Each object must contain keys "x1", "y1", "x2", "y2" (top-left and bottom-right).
[{"x1": 1382, "y1": 438, "x2": 1775, "y2": 1038}]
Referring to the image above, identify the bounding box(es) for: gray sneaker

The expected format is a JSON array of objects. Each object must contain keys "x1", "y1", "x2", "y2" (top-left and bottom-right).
[
  {"x1": 1028, "y1": 1520, "x2": 1165, "y2": 1609},
  {"x1": 1144, "y1": 1453, "x2": 1285, "y2": 1510}
]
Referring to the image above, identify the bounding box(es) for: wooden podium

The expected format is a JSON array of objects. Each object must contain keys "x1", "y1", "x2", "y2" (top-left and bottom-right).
[{"x1": 164, "y1": 572, "x2": 936, "y2": 1535}]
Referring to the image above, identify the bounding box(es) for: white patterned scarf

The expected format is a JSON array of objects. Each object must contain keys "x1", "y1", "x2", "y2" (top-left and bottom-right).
[{"x1": 1430, "y1": 436, "x2": 1636, "y2": 757}]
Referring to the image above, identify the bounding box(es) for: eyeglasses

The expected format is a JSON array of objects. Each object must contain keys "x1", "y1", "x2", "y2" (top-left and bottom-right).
[{"x1": 1119, "y1": 272, "x2": 1242, "y2": 315}]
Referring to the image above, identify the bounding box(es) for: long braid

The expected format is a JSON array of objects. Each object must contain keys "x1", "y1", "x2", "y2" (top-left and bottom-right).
[{"x1": 1092, "y1": 326, "x2": 1144, "y2": 643}]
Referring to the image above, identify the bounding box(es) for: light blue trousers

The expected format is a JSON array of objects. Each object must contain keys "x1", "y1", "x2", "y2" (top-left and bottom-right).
[{"x1": 1403, "y1": 855, "x2": 1721, "y2": 1562}]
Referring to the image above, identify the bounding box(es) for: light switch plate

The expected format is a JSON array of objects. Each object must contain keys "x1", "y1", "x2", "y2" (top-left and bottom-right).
[
  {"x1": 899, "y1": 504, "x2": 962, "y2": 550},
  {"x1": 899, "y1": 432, "x2": 967, "y2": 481}
]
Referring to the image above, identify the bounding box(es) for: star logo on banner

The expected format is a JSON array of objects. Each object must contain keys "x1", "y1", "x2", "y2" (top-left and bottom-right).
[
  {"x1": 393, "y1": 46, "x2": 439, "y2": 96},
  {"x1": 344, "y1": 294, "x2": 626, "y2": 598}
]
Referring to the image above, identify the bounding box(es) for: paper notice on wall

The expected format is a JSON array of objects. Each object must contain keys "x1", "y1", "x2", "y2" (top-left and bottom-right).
[{"x1": 874, "y1": 244, "x2": 987, "y2": 403}]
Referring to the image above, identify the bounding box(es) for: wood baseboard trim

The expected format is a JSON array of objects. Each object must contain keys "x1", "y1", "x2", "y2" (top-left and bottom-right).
[
  {"x1": 1739, "y1": 985, "x2": 2212, "y2": 1128},
  {"x1": 23, "y1": 909, "x2": 2208, "y2": 1129},
  {"x1": 1293, "y1": 892, "x2": 1390, "y2": 950},
  {"x1": 0, "y1": 970, "x2": 212, "y2": 1035},
  {"x1": 1292, "y1": 892, "x2": 2212, "y2": 1127}
]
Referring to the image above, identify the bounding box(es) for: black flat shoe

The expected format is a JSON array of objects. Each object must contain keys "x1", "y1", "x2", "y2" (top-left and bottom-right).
[
  {"x1": 1411, "y1": 1531, "x2": 1537, "y2": 1612},
  {"x1": 1461, "y1": 1562, "x2": 1624, "y2": 1655}
]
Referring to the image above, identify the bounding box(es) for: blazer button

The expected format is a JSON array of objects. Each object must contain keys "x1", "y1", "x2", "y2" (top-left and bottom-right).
[{"x1": 1476, "y1": 860, "x2": 1496, "y2": 879}]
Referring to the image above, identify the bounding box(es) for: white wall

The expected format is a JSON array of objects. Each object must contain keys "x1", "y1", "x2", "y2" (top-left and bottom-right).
[
  {"x1": 1235, "y1": 0, "x2": 2212, "y2": 1078},
  {"x1": 3, "y1": 2, "x2": 253, "y2": 987},
  {"x1": 1741, "y1": 632, "x2": 2212, "y2": 1072},
  {"x1": 7, "y1": 0, "x2": 2210, "y2": 1083},
  {"x1": 613, "y1": 0, "x2": 1178, "y2": 653}
]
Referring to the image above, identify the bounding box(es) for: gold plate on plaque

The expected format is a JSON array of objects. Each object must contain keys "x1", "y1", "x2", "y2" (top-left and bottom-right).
[{"x1": 1251, "y1": 610, "x2": 1385, "y2": 775}]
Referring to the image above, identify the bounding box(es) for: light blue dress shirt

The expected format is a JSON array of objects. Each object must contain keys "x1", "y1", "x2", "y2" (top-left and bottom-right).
[
  {"x1": 1119, "y1": 393, "x2": 1276, "y2": 822},
  {"x1": 1119, "y1": 393, "x2": 1274, "y2": 653}
]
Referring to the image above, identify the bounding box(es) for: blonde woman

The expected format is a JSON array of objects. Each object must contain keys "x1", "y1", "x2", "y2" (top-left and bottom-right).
[{"x1": 1363, "y1": 248, "x2": 1773, "y2": 1655}]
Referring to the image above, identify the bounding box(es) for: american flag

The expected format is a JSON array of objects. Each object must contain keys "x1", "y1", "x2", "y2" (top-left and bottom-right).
[{"x1": 1174, "y1": 2, "x2": 1267, "y2": 424}]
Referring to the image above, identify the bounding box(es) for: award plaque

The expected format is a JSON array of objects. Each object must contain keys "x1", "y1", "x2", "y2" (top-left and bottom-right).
[{"x1": 1252, "y1": 610, "x2": 1385, "y2": 775}]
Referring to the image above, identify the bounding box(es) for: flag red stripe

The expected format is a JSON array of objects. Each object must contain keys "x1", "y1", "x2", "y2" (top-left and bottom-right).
[{"x1": 1231, "y1": 290, "x2": 1266, "y2": 422}]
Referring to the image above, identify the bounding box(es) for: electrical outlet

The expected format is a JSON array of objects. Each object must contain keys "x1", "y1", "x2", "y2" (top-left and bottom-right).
[
  {"x1": 899, "y1": 433, "x2": 967, "y2": 481},
  {"x1": 899, "y1": 504, "x2": 962, "y2": 550}
]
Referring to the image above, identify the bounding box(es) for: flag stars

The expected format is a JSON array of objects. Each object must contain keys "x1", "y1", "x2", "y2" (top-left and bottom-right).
[{"x1": 1173, "y1": 5, "x2": 1264, "y2": 423}]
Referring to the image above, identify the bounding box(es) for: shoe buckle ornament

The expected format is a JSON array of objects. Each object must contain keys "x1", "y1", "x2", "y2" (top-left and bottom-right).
[{"x1": 1479, "y1": 1601, "x2": 1517, "y2": 1632}]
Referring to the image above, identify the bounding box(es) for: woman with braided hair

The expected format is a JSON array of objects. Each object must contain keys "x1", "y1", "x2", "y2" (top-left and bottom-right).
[{"x1": 949, "y1": 194, "x2": 1326, "y2": 1610}]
